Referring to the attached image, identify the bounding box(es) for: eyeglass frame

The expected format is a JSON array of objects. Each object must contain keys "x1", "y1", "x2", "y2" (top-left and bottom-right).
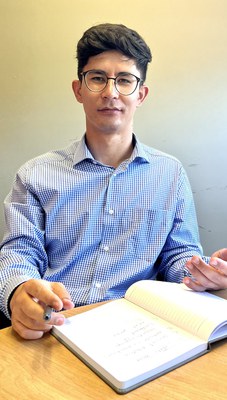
[{"x1": 80, "y1": 69, "x2": 143, "y2": 96}]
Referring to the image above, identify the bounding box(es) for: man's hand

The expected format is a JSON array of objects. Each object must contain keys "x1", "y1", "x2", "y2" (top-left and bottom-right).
[
  {"x1": 183, "y1": 248, "x2": 227, "y2": 291},
  {"x1": 10, "y1": 279, "x2": 74, "y2": 339},
  {"x1": 212, "y1": 248, "x2": 227, "y2": 260}
]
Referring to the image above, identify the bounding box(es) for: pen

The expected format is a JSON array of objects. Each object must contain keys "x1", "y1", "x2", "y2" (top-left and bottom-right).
[{"x1": 43, "y1": 305, "x2": 53, "y2": 321}]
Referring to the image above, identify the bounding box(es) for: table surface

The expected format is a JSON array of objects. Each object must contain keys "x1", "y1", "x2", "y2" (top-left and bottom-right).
[{"x1": 1, "y1": 293, "x2": 227, "y2": 400}]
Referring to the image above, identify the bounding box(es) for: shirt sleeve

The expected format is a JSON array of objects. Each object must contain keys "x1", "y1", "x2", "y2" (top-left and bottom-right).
[
  {"x1": 0, "y1": 166, "x2": 47, "y2": 317},
  {"x1": 156, "y1": 166, "x2": 210, "y2": 282}
]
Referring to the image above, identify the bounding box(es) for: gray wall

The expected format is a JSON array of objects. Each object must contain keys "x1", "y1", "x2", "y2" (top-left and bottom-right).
[{"x1": 1, "y1": 0, "x2": 227, "y2": 255}]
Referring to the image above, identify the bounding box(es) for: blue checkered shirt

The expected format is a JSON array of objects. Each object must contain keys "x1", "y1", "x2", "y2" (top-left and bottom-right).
[{"x1": 0, "y1": 135, "x2": 205, "y2": 317}]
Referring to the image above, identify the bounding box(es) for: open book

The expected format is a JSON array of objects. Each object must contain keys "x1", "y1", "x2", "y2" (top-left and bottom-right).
[{"x1": 52, "y1": 281, "x2": 227, "y2": 394}]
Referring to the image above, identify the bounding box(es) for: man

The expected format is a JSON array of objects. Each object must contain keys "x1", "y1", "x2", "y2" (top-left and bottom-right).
[{"x1": 0, "y1": 23, "x2": 226, "y2": 339}]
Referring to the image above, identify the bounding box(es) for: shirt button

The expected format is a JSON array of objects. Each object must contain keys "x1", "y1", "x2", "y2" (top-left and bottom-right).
[
  {"x1": 95, "y1": 283, "x2": 101, "y2": 288},
  {"x1": 109, "y1": 209, "x2": 114, "y2": 215},
  {"x1": 103, "y1": 245, "x2": 109, "y2": 252}
]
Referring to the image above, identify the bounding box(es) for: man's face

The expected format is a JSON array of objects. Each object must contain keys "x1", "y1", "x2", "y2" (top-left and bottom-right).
[{"x1": 72, "y1": 50, "x2": 148, "y2": 136}]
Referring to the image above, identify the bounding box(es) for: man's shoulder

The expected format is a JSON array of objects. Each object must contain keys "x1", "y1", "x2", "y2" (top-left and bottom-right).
[
  {"x1": 139, "y1": 141, "x2": 182, "y2": 166},
  {"x1": 19, "y1": 140, "x2": 80, "y2": 172}
]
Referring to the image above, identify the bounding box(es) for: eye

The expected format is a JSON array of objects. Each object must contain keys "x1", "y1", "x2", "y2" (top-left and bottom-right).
[
  {"x1": 116, "y1": 74, "x2": 135, "y2": 86},
  {"x1": 117, "y1": 78, "x2": 131, "y2": 85},
  {"x1": 88, "y1": 71, "x2": 106, "y2": 84},
  {"x1": 91, "y1": 76, "x2": 106, "y2": 83}
]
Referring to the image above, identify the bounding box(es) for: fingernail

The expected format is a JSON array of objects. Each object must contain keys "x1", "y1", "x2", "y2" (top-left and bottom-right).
[
  {"x1": 210, "y1": 259, "x2": 217, "y2": 267},
  {"x1": 193, "y1": 257, "x2": 199, "y2": 265},
  {"x1": 55, "y1": 317, "x2": 65, "y2": 325},
  {"x1": 53, "y1": 302, "x2": 62, "y2": 311}
]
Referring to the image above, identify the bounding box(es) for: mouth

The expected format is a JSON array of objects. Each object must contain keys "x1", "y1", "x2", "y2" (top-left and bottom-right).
[{"x1": 98, "y1": 107, "x2": 122, "y2": 113}]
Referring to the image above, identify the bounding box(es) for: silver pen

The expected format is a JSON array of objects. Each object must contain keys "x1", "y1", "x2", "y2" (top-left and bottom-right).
[{"x1": 43, "y1": 305, "x2": 53, "y2": 321}]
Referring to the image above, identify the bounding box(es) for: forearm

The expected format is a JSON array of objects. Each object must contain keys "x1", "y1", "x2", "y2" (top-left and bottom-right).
[
  {"x1": 0, "y1": 171, "x2": 48, "y2": 316},
  {"x1": 158, "y1": 166, "x2": 210, "y2": 282}
]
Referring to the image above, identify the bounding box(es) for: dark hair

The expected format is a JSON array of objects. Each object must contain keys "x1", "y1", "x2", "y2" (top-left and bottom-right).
[{"x1": 76, "y1": 23, "x2": 152, "y2": 82}]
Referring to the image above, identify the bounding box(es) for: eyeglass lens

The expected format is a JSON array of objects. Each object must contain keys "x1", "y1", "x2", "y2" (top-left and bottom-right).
[{"x1": 84, "y1": 70, "x2": 140, "y2": 95}]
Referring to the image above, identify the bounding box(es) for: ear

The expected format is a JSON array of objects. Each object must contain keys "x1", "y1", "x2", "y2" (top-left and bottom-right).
[
  {"x1": 72, "y1": 80, "x2": 83, "y2": 103},
  {"x1": 137, "y1": 85, "x2": 149, "y2": 107}
]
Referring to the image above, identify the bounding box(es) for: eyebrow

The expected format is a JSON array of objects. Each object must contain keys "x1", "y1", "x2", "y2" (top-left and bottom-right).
[{"x1": 87, "y1": 69, "x2": 135, "y2": 76}]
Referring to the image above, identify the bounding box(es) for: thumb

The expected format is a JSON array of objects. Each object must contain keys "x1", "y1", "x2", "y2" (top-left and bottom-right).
[{"x1": 211, "y1": 248, "x2": 227, "y2": 261}]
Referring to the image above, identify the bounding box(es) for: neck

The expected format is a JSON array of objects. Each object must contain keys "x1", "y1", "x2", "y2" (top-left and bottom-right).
[{"x1": 85, "y1": 132, "x2": 134, "y2": 168}]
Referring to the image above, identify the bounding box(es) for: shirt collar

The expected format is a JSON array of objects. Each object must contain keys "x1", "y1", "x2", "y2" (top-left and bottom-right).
[
  {"x1": 130, "y1": 135, "x2": 150, "y2": 164},
  {"x1": 73, "y1": 134, "x2": 150, "y2": 166},
  {"x1": 73, "y1": 135, "x2": 94, "y2": 165}
]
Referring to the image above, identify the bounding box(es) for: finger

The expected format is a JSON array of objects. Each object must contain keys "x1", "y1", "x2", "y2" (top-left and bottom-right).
[
  {"x1": 10, "y1": 284, "x2": 57, "y2": 327},
  {"x1": 186, "y1": 257, "x2": 227, "y2": 290},
  {"x1": 12, "y1": 301, "x2": 51, "y2": 329},
  {"x1": 22, "y1": 279, "x2": 63, "y2": 311},
  {"x1": 11, "y1": 308, "x2": 52, "y2": 340},
  {"x1": 185, "y1": 257, "x2": 221, "y2": 289},
  {"x1": 11, "y1": 281, "x2": 72, "y2": 329},
  {"x1": 209, "y1": 257, "x2": 227, "y2": 275},
  {"x1": 211, "y1": 248, "x2": 227, "y2": 260},
  {"x1": 211, "y1": 250, "x2": 221, "y2": 258},
  {"x1": 23, "y1": 280, "x2": 73, "y2": 312},
  {"x1": 183, "y1": 277, "x2": 206, "y2": 292},
  {"x1": 61, "y1": 298, "x2": 75, "y2": 310},
  {"x1": 12, "y1": 303, "x2": 65, "y2": 336},
  {"x1": 10, "y1": 281, "x2": 69, "y2": 339},
  {"x1": 186, "y1": 257, "x2": 213, "y2": 280},
  {"x1": 41, "y1": 303, "x2": 66, "y2": 326},
  {"x1": 50, "y1": 282, "x2": 74, "y2": 310},
  {"x1": 14, "y1": 301, "x2": 65, "y2": 327},
  {"x1": 10, "y1": 284, "x2": 42, "y2": 321},
  {"x1": 12, "y1": 318, "x2": 49, "y2": 340},
  {"x1": 11, "y1": 286, "x2": 51, "y2": 323}
]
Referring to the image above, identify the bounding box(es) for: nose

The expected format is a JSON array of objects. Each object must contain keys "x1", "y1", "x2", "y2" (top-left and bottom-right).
[{"x1": 101, "y1": 78, "x2": 119, "y2": 98}]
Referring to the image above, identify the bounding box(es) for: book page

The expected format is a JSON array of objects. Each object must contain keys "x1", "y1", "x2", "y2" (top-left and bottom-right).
[
  {"x1": 125, "y1": 281, "x2": 227, "y2": 341},
  {"x1": 53, "y1": 299, "x2": 206, "y2": 389}
]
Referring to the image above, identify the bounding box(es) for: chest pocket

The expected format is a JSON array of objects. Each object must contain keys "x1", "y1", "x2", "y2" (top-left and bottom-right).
[{"x1": 121, "y1": 208, "x2": 174, "y2": 261}]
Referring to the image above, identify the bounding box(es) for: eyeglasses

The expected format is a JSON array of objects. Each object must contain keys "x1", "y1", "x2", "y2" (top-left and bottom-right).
[{"x1": 80, "y1": 70, "x2": 143, "y2": 96}]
